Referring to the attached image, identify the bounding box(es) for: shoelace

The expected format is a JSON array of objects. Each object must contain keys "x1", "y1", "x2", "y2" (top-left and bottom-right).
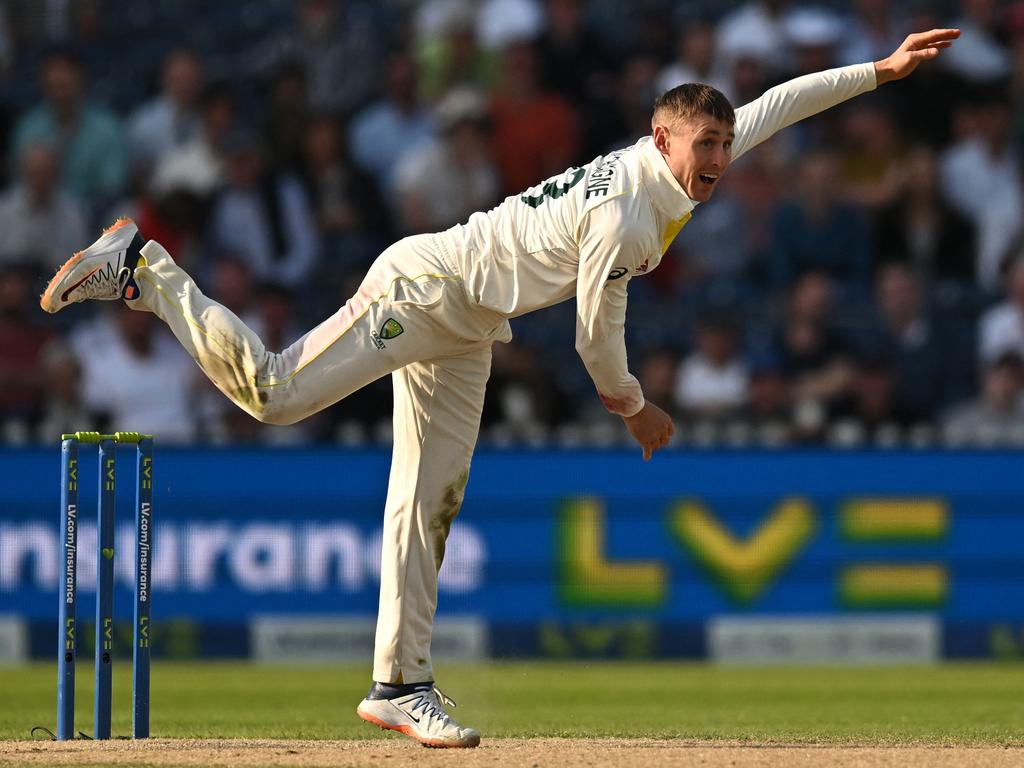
[
  {"x1": 433, "y1": 685, "x2": 457, "y2": 708},
  {"x1": 77, "y1": 260, "x2": 127, "y2": 300},
  {"x1": 405, "y1": 686, "x2": 458, "y2": 727}
]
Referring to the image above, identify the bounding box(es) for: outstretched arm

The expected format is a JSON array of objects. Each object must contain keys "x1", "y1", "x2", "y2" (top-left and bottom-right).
[{"x1": 732, "y1": 28, "x2": 959, "y2": 161}]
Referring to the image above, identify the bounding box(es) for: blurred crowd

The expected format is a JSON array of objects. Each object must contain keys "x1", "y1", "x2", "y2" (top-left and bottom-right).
[{"x1": 2, "y1": 0, "x2": 1024, "y2": 449}]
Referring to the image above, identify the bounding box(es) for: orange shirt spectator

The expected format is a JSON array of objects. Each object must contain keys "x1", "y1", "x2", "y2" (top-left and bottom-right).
[{"x1": 490, "y1": 41, "x2": 579, "y2": 196}]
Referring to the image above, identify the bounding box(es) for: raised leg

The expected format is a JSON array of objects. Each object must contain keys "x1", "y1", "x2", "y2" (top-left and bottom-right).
[{"x1": 130, "y1": 237, "x2": 484, "y2": 427}]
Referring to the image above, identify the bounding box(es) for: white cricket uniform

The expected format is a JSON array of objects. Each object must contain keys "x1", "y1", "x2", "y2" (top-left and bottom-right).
[{"x1": 131, "y1": 63, "x2": 875, "y2": 684}]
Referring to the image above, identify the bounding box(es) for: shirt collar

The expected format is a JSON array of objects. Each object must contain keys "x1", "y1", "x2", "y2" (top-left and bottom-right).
[{"x1": 638, "y1": 136, "x2": 696, "y2": 219}]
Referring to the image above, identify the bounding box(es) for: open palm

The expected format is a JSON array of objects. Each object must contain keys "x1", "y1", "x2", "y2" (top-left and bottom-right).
[{"x1": 875, "y1": 28, "x2": 960, "y2": 85}]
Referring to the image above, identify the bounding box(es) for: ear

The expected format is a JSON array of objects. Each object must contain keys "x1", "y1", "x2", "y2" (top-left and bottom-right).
[{"x1": 652, "y1": 124, "x2": 671, "y2": 155}]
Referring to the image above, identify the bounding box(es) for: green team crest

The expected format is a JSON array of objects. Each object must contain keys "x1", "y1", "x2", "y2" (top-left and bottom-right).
[{"x1": 379, "y1": 318, "x2": 404, "y2": 340}]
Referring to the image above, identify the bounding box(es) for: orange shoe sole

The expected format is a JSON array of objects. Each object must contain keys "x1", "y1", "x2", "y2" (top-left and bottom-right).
[{"x1": 357, "y1": 709, "x2": 479, "y2": 749}]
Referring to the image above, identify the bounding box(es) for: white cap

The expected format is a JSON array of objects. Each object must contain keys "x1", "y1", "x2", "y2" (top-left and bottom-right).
[
  {"x1": 784, "y1": 7, "x2": 843, "y2": 48},
  {"x1": 477, "y1": 0, "x2": 544, "y2": 49}
]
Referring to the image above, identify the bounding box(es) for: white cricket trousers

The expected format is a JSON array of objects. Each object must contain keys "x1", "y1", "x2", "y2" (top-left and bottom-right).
[{"x1": 132, "y1": 233, "x2": 510, "y2": 684}]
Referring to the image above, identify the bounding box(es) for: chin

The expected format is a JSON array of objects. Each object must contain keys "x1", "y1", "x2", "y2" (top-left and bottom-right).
[{"x1": 685, "y1": 181, "x2": 717, "y2": 203}]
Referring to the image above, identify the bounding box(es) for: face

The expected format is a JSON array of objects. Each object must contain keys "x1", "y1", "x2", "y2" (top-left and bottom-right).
[
  {"x1": 653, "y1": 117, "x2": 733, "y2": 202},
  {"x1": 43, "y1": 57, "x2": 83, "y2": 112},
  {"x1": 164, "y1": 51, "x2": 203, "y2": 106},
  {"x1": 21, "y1": 144, "x2": 59, "y2": 196}
]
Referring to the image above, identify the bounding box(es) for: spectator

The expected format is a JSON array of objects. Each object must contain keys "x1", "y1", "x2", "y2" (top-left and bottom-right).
[
  {"x1": 607, "y1": 51, "x2": 661, "y2": 149},
  {"x1": 303, "y1": 114, "x2": 386, "y2": 237},
  {"x1": 739, "y1": 351, "x2": 793, "y2": 444},
  {"x1": 132, "y1": 176, "x2": 210, "y2": 278},
  {"x1": 70, "y1": 304, "x2": 197, "y2": 443},
  {"x1": 730, "y1": 51, "x2": 774, "y2": 108},
  {"x1": 943, "y1": 352, "x2": 1024, "y2": 446},
  {"x1": 489, "y1": 39, "x2": 579, "y2": 196},
  {"x1": 414, "y1": 0, "x2": 496, "y2": 102},
  {"x1": 830, "y1": 353, "x2": 915, "y2": 445},
  {"x1": 209, "y1": 130, "x2": 320, "y2": 288},
  {"x1": 477, "y1": 0, "x2": 545, "y2": 51},
  {"x1": 262, "y1": 63, "x2": 310, "y2": 174},
  {"x1": 637, "y1": 348, "x2": 682, "y2": 420},
  {"x1": 0, "y1": 142, "x2": 87, "y2": 271},
  {"x1": 349, "y1": 50, "x2": 436, "y2": 196},
  {"x1": 127, "y1": 47, "x2": 205, "y2": 176},
  {"x1": 839, "y1": 0, "x2": 906, "y2": 67},
  {"x1": 783, "y1": 6, "x2": 843, "y2": 76},
  {"x1": 716, "y1": 0, "x2": 791, "y2": 75},
  {"x1": 839, "y1": 101, "x2": 906, "y2": 210},
  {"x1": 773, "y1": 272, "x2": 854, "y2": 418},
  {"x1": 770, "y1": 149, "x2": 871, "y2": 290},
  {"x1": 942, "y1": 0, "x2": 1011, "y2": 84},
  {"x1": 672, "y1": 185, "x2": 752, "y2": 293},
  {"x1": 208, "y1": 256, "x2": 259, "y2": 325},
  {"x1": 979, "y1": 256, "x2": 1024, "y2": 364},
  {"x1": 674, "y1": 312, "x2": 749, "y2": 419},
  {"x1": 36, "y1": 340, "x2": 96, "y2": 442},
  {"x1": 656, "y1": 19, "x2": 731, "y2": 100},
  {"x1": 874, "y1": 145, "x2": 974, "y2": 283},
  {"x1": 0, "y1": 264, "x2": 54, "y2": 440},
  {"x1": 538, "y1": 0, "x2": 612, "y2": 97},
  {"x1": 716, "y1": 113, "x2": 786, "y2": 276},
  {"x1": 866, "y1": 263, "x2": 969, "y2": 421},
  {"x1": 152, "y1": 83, "x2": 238, "y2": 198},
  {"x1": 301, "y1": 113, "x2": 387, "y2": 284},
  {"x1": 482, "y1": 340, "x2": 563, "y2": 442},
  {"x1": 11, "y1": 47, "x2": 126, "y2": 213},
  {"x1": 537, "y1": 0, "x2": 617, "y2": 157},
  {"x1": 393, "y1": 87, "x2": 499, "y2": 233},
  {"x1": 247, "y1": 0, "x2": 382, "y2": 116},
  {"x1": 940, "y1": 97, "x2": 1023, "y2": 290}
]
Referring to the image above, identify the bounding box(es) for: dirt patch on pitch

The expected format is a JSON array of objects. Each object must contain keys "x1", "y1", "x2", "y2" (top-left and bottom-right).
[{"x1": 2, "y1": 738, "x2": 1023, "y2": 768}]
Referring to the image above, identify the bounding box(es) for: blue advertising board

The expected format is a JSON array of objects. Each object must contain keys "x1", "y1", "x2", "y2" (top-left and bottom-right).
[{"x1": 1, "y1": 447, "x2": 1023, "y2": 659}]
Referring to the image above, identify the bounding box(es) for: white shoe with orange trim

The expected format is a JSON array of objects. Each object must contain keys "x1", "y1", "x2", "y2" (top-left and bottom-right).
[
  {"x1": 39, "y1": 218, "x2": 146, "y2": 314},
  {"x1": 357, "y1": 683, "x2": 480, "y2": 748}
]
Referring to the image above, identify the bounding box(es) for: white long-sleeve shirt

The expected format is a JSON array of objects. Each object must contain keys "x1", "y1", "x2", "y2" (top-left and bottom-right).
[{"x1": 434, "y1": 63, "x2": 877, "y2": 416}]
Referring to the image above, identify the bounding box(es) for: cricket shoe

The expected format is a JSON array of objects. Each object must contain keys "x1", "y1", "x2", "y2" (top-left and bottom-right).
[
  {"x1": 357, "y1": 682, "x2": 480, "y2": 748},
  {"x1": 40, "y1": 218, "x2": 145, "y2": 314}
]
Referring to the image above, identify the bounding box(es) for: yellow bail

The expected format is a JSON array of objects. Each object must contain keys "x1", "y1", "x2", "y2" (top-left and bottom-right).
[{"x1": 661, "y1": 212, "x2": 692, "y2": 254}]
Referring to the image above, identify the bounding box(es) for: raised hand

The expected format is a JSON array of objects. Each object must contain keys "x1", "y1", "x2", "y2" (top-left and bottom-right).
[{"x1": 874, "y1": 29, "x2": 960, "y2": 85}]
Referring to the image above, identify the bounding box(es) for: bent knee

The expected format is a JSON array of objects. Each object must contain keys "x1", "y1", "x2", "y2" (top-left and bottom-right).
[
  {"x1": 236, "y1": 386, "x2": 302, "y2": 426},
  {"x1": 254, "y1": 399, "x2": 304, "y2": 426}
]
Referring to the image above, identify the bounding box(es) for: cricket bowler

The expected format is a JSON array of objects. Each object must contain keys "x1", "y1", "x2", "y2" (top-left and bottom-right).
[{"x1": 41, "y1": 28, "x2": 958, "y2": 748}]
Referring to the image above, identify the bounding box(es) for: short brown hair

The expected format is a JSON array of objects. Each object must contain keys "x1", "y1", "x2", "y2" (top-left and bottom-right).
[{"x1": 652, "y1": 84, "x2": 735, "y2": 130}]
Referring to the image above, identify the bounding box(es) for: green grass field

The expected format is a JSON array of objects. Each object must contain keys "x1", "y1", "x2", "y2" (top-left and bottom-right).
[{"x1": 2, "y1": 661, "x2": 1024, "y2": 745}]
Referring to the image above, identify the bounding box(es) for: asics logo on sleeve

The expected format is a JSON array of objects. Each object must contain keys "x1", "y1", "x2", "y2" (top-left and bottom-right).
[{"x1": 607, "y1": 267, "x2": 628, "y2": 282}]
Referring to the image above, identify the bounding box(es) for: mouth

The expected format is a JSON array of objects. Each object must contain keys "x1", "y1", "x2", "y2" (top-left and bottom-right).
[{"x1": 698, "y1": 172, "x2": 719, "y2": 186}]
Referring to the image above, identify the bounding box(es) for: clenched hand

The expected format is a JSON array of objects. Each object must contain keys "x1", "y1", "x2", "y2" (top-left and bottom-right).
[{"x1": 623, "y1": 402, "x2": 675, "y2": 461}]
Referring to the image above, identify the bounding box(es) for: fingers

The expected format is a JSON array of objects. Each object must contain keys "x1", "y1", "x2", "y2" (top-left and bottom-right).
[
  {"x1": 906, "y1": 28, "x2": 960, "y2": 49},
  {"x1": 641, "y1": 433, "x2": 672, "y2": 460}
]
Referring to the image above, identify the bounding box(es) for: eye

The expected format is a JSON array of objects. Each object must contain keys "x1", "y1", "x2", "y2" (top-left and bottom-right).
[{"x1": 724, "y1": 141, "x2": 733, "y2": 152}]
